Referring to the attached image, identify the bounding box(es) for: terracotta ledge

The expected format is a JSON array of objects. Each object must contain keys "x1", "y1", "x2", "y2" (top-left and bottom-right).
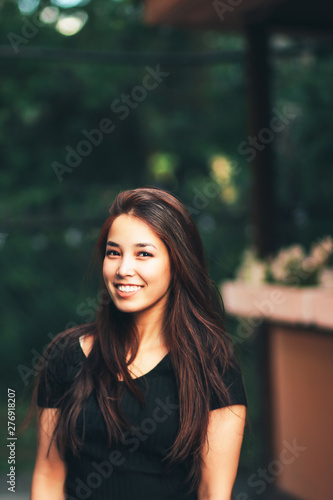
[{"x1": 221, "y1": 281, "x2": 333, "y2": 331}]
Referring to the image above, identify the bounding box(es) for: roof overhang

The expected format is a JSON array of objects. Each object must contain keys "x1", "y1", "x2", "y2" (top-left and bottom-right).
[{"x1": 143, "y1": 0, "x2": 333, "y2": 34}]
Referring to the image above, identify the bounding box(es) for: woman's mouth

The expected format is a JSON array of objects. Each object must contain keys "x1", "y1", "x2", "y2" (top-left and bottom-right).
[{"x1": 115, "y1": 285, "x2": 143, "y2": 298}]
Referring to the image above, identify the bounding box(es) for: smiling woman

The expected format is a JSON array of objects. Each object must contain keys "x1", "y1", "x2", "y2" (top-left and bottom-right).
[
  {"x1": 20, "y1": 186, "x2": 248, "y2": 500},
  {"x1": 102, "y1": 214, "x2": 172, "y2": 332}
]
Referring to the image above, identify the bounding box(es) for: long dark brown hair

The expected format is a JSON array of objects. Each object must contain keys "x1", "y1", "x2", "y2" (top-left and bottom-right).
[{"x1": 19, "y1": 185, "x2": 247, "y2": 495}]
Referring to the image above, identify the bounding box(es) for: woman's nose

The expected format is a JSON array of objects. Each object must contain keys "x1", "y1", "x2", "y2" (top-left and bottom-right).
[{"x1": 116, "y1": 256, "x2": 135, "y2": 276}]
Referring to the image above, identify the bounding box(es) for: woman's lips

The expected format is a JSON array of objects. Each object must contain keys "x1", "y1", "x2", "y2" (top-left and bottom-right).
[{"x1": 115, "y1": 286, "x2": 143, "y2": 298}]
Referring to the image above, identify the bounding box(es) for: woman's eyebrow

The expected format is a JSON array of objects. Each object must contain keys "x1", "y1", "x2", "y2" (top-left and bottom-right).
[{"x1": 106, "y1": 240, "x2": 158, "y2": 250}]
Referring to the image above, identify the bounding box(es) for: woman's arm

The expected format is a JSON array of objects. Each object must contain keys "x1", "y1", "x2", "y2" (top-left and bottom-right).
[
  {"x1": 198, "y1": 404, "x2": 247, "y2": 500},
  {"x1": 30, "y1": 408, "x2": 67, "y2": 500}
]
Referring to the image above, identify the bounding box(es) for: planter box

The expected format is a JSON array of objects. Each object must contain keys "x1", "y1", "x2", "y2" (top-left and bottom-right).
[
  {"x1": 221, "y1": 281, "x2": 333, "y2": 330},
  {"x1": 221, "y1": 281, "x2": 333, "y2": 500}
]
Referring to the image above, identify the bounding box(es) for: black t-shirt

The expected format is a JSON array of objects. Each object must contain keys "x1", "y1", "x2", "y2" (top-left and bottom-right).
[{"x1": 37, "y1": 339, "x2": 248, "y2": 500}]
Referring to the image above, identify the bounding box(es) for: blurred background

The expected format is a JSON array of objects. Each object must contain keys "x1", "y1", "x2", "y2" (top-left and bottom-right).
[{"x1": 1, "y1": 0, "x2": 333, "y2": 498}]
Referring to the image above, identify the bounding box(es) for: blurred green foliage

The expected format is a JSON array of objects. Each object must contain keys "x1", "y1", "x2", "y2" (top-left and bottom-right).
[{"x1": 1, "y1": 0, "x2": 333, "y2": 475}]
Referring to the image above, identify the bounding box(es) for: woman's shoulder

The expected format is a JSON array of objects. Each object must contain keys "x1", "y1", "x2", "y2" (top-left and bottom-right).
[
  {"x1": 40, "y1": 325, "x2": 94, "y2": 373},
  {"x1": 36, "y1": 326, "x2": 94, "y2": 408},
  {"x1": 209, "y1": 353, "x2": 248, "y2": 410},
  {"x1": 37, "y1": 329, "x2": 92, "y2": 394}
]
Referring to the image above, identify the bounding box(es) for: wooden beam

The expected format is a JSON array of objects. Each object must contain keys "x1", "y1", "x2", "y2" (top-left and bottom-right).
[
  {"x1": 143, "y1": 0, "x2": 333, "y2": 34},
  {"x1": 245, "y1": 24, "x2": 276, "y2": 259}
]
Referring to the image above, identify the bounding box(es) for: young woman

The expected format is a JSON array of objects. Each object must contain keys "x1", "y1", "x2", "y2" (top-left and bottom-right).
[{"x1": 23, "y1": 186, "x2": 248, "y2": 500}]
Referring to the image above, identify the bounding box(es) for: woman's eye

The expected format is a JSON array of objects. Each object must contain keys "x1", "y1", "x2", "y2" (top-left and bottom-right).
[{"x1": 105, "y1": 250, "x2": 152, "y2": 257}]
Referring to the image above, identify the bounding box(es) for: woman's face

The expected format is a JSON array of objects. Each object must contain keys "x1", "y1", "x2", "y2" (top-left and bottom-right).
[{"x1": 103, "y1": 214, "x2": 172, "y2": 315}]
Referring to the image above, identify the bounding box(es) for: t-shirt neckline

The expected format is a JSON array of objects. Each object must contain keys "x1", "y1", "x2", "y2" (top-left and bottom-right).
[{"x1": 77, "y1": 338, "x2": 170, "y2": 382}]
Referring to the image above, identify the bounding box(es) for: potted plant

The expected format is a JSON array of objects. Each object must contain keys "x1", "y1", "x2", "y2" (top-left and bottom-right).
[
  {"x1": 235, "y1": 235, "x2": 333, "y2": 287},
  {"x1": 221, "y1": 235, "x2": 333, "y2": 500}
]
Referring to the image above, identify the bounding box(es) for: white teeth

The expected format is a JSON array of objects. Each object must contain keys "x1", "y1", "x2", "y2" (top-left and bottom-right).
[{"x1": 117, "y1": 285, "x2": 141, "y2": 292}]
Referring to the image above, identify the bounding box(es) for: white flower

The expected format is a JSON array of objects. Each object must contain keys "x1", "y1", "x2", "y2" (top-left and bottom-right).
[
  {"x1": 236, "y1": 248, "x2": 266, "y2": 284},
  {"x1": 301, "y1": 257, "x2": 317, "y2": 273},
  {"x1": 310, "y1": 236, "x2": 333, "y2": 266},
  {"x1": 288, "y1": 244, "x2": 306, "y2": 261},
  {"x1": 235, "y1": 235, "x2": 333, "y2": 287}
]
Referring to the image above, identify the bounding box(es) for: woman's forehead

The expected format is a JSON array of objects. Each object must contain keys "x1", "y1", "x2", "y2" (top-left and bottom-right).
[{"x1": 107, "y1": 215, "x2": 161, "y2": 245}]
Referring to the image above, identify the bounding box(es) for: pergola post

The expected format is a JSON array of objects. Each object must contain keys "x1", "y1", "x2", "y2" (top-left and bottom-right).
[
  {"x1": 245, "y1": 24, "x2": 276, "y2": 259},
  {"x1": 245, "y1": 23, "x2": 276, "y2": 469}
]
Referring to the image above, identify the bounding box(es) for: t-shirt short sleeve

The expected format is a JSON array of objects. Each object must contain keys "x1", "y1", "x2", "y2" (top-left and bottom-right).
[
  {"x1": 209, "y1": 361, "x2": 248, "y2": 411},
  {"x1": 37, "y1": 342, "x2": 69, "y2": 408}
]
